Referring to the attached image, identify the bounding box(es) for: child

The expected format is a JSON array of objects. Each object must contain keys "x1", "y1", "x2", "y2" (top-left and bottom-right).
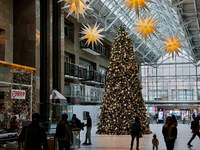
[{"x1": 152, "y1": 134, "x2": 159, "y2": 150}]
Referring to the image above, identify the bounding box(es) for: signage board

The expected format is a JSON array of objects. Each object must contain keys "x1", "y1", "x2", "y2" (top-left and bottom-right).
[
  {"x1": 158, "y1": 109, "x2": 164, "y2": 120},
  {"x1": 11, "y1": 89, "x2": 26, "y2": 99}
]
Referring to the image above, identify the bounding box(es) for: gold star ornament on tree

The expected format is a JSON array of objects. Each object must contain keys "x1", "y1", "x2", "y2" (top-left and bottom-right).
[
  {"x1": 80, "y1": 23, "x2": 104, "y2": 49},
  {"x1": 131, "y1": 13, "x2": 159, "y2": 42},
  {"x1": 120, "y1": 0, "x2": 154, "y2": 17},
  {"x1": 162, "y1": 32, "x2": 185, "y2": 58}
]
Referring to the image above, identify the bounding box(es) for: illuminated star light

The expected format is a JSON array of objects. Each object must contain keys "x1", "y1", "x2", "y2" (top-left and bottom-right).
[
  {"x1": 162, "y1": 32, "x2": 185, "y2": 58},
  {"x1": 120, "y1": 0, "x2": 154, "y2": 17},
  {"x1": 62, "y1": 1, "x2": 92, "y2": 21},
  {"x1": 80, "y1": 23, "x2": 104, "y2": 49},
  {"x1": 131, "y1": 13, "x2": 159, "y2": 42}
]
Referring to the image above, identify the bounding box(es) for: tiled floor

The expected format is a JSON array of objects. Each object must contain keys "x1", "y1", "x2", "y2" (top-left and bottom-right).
[{"x1": 78, "y1": 124, "x2": 200, "y2": 150}]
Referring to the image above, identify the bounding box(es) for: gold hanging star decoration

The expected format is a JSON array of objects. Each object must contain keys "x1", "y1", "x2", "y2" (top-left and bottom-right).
[
  {"x1": 120, "y1": 0, "x2": 154, "y2": 17},
  {"x1": 162, "y1": 32, "x2": 185, "y2": 58},
  {"x1": 80, "y1": 23, "x2": 104, "y2": 49},
  {"x1": 131, "y1": 13, "x2": 159, "y2": 42},
  {"x1": 59, "y1": 0, "x2": 92, "y2": 21}
]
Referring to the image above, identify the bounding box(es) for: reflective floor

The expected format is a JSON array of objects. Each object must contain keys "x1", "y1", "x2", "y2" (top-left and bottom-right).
[{"x1": 79, "y1": 124, "x2": 200, "y2": 150}]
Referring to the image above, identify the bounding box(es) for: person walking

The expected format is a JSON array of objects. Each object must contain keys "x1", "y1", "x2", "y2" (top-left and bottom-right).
[
  {"x1": 56, "y1": 114, "x2": 73, "y2": 150},
  {"x1": 172, "y1": 115, "x2": 178, "y2": 127},
  {"x1": 152, "y1": 134, "x2": 159, "y2": 150},
  {"x1": 129, "y1": 116, "x2": 141, "y2": 150},
  {"x1": 162, "y1": 116, "x2": 177, "y2": 150},
  {"x1": 83, "y1": 112, "x2": 92, "y2": 145},
  {"x1": 187, "y1": 115, "x2": 200, "y2": 147},
  {"x1": 18, "y1": 113, "x2": 49, "y2": 150}
]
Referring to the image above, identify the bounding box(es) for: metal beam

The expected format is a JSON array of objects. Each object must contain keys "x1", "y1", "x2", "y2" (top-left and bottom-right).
[{"x1": 179, "y1": 16, "x2": 200, "y2": 27}]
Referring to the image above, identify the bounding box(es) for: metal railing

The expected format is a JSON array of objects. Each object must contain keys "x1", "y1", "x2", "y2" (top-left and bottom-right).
[
  {"x1": 64, "y1": 63, "x2": 107, "y2": 84},
  {"x1": 80, "y1": 40, "x2": 109, "y2": 57}
]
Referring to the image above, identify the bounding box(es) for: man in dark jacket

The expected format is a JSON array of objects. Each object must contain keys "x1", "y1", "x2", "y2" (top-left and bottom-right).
[
  {"x1": 56, "y1": 114, "x2": 73, "y2": 150},
  {"x1": 187, "y1": 116, "x2": 200, "y2": 147},
  {"x1": 18, "y1": 113, "x2": 49, "y2": 150},
  {"x1": 129, "y1": 116, "x2": 141, "y2": 150},
  {"x1": 83, "y1": 112, "x2": 92, "y2": 145}
]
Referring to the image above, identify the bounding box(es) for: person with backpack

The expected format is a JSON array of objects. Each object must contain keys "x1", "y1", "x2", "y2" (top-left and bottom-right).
[
  {"x1": 187, "y1": 115, "x2": 200, "y2": 147},
  {"x1": 56, "y1": 114, "x2": 73, "y2": 150},
  {"x1": 129, "y1": 116, "x2": 141, "y2": 150},
  {"x1": 82, "y1": 112, "x2": 92, "y2": 145},
  {"x1": 162, "y1": 116, "x2": 177, "y2": 150},
  {"x1": 18, "y1": 113, "x2": 49, "y2": 150}
]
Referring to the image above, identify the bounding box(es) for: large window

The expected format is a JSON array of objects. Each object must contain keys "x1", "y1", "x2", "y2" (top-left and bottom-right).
[{"x1": 141, "y1": 55, "x2": 199, "y2": 101}]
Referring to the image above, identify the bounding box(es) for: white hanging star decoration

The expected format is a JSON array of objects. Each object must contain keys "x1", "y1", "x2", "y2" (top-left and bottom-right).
[
  {"x1": 80, "y1": 23, "x2": 104, "y2": 49},
  {"x1": 131, "y1": 13, "x2": 159, "y2": 42},
  {"x1": 59, "y1": 0, "x2": 92, "y2": 21},
  {"x1": 120, "y1": 0, "x2": 154, "y2": 17},
  {"x1": 162, "y1": 32, "x2": 185, "y2": 58}
]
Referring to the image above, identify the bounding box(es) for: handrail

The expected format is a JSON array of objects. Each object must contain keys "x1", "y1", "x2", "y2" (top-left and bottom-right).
[
  {"x1": 0, "y1": 60, "x2": 36, "y2": 72},
  {"x1": 64, "y1": 63, "x2": 107, "y2": 84}
]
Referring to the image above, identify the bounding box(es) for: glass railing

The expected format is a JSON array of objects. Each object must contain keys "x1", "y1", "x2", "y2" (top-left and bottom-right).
[
  {"x1": 64, "y1": 63, "x2": 107, "y2": 84},
  {"x1": 64, "y1": 83, "x2": 105, "y2": 103}
]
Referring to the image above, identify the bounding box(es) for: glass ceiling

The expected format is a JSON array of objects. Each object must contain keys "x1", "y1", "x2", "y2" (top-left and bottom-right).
[{"x1": 84, "y1": 0, "x2": 197, "y2": 66}]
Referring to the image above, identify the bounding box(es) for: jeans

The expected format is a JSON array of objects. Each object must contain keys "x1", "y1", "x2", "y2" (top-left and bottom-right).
[
  {"x1": 165, "y1": 140, "x2": 175, "y2": 150},
  {"x1": 85, "y1": 127, "x2": 91, "y2": 143},
  {"x1": 187, "y1": 131, "x2": 200, "y2": 144},
  {"x1": 58, "y1": 140, "x2": 70, "y2": 150},
  {"x1": 130, "y1": 134, "x2": 139, "y2": 149}
]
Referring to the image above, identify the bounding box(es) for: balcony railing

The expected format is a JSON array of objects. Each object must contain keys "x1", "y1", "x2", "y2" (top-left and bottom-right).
[
  {"x1": 64, "y1": 63, "x2": 107, "y2": 85},
  {"x1": 64, "y1": 83, "x2": 105, "y2": 104},
  {"x1": 80, "y1": 40, "x2": 110, "y2": 57}
]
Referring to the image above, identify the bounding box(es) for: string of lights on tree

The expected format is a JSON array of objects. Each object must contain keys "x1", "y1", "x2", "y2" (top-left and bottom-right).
[{"x1": 97, "y1": 24, "x2": 151, "y2": 135}]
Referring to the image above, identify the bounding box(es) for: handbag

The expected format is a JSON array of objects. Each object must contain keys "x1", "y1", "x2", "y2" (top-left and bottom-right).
[{"x1": 139, "y1": 131, "x2": 143, "y2": 138}]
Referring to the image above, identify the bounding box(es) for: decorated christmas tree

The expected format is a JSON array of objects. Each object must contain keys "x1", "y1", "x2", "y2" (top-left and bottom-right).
[{"x1": 97, "y1": 24, "x2": 151, "y2": 135}]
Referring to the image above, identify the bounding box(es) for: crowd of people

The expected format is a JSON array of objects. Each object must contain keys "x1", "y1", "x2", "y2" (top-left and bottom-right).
[
  {"x1": 17, "y1": 111, "x2": 92, "y2": 150},
  {"x1": 130, "y1": 114, "x2": 200, "y2": 150},
  {"x1": 14, "y1": 112, "x2": 200, "y2": 150}
]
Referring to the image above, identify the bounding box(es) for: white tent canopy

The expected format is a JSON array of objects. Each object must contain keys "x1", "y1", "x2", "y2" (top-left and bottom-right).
[{"x1": 50, "y1": 90, "x2": 67, "y2": 104}]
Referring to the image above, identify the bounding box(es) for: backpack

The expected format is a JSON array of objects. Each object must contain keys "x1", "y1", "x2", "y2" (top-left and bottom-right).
[{"x1": 56, "y1": 123, "x2": 66, "y2": 138}]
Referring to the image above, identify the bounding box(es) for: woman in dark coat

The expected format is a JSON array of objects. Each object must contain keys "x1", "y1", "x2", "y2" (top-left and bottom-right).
[{"x1": 162, "y1": 116, "x2": 177, "y2": 150}]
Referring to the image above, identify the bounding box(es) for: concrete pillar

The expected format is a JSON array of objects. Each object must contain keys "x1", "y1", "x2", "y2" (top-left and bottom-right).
[{"x1": 0, "y1": 0, "x2": 13, "y2": 62}]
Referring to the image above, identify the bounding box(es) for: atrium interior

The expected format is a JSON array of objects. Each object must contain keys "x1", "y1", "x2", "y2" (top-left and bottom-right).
[{"x1": 0, "y1": 0, "x2": 200, "y2": 149}]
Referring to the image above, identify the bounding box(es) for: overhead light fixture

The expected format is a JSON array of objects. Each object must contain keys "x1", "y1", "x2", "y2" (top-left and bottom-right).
[
  {"x1": 130, "y1": 13, "x2": 159, "y2": 42},
  {"x1": 80, "y1": 22, "x2": 104, "y2": 49}
]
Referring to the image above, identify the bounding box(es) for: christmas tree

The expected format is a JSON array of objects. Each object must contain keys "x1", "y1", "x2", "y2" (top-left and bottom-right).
[{"x1": 97, "y1": 24, "x2": 151, "y2": 135}]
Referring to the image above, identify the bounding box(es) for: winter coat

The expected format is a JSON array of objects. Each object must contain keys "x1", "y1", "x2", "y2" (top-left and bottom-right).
[
  {"x1": 162, "y1": 123, "x2": 177, "y2": 142},
  {"x1": 130, "y1": 121, "x2": 141, "y2": 136},
  {"x1": 57, "y1": 120, "x2": 73, "y2": 143},
  {"x1": 85, "y1": 116, "x2": 92, "y2": 128},
  {"x1": 18, "y1": 122, "x2": 49, "y2": 150}
]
